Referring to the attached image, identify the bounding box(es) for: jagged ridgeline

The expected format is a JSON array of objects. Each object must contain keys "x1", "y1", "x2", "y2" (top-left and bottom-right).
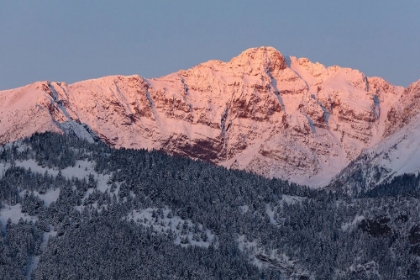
[
  {"x1": 4, "y1": 47, "x2": 420, "y2": 189},
  {"x1": 1, "y1": 133, "x2": 420, "y2": 279}
]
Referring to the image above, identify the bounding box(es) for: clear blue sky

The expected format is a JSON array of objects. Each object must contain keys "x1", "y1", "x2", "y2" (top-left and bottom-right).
[{"x1": 1, "y1": 1, "x2": 419, "y2": 90}]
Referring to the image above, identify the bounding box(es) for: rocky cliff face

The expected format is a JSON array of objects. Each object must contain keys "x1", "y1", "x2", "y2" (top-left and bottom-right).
[{"x1": 1, "y1": 46, "x2": 418, "y2": 187}]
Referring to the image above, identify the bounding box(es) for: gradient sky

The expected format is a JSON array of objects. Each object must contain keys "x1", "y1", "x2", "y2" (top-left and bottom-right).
[{"x1": 1, "y1": 1, "x2": 419, "y2": 90}]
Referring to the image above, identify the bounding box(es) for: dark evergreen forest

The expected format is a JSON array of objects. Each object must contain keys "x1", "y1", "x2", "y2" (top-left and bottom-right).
[{"x1": 1, "y1": 133, "x2": 420, "y2": 279}]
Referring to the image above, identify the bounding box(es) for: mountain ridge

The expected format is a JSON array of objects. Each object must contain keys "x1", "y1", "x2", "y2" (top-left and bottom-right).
[{"x1": 0, "y1": 46, "x2": 418, "y2": 188}]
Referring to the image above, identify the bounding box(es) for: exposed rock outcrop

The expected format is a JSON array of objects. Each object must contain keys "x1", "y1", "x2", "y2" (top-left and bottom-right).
[{"x1": 1, "y1": 46, "x2": 417, "y2": 187}]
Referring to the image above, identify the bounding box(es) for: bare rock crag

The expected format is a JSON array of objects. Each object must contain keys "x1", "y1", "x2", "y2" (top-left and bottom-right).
[{"x1": 1, "y1": 46, "x2": 419, "y2": 187}]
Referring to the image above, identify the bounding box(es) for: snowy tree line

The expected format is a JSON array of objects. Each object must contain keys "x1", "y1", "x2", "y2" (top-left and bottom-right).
[{"x1": 0, "y1": 132, "x2": 420, "y2": 279}]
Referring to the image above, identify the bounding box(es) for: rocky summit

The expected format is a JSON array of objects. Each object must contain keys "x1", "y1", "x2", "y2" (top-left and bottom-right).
[{"x1": 1, "y1": 46, "x2": 419, "y2": 187}]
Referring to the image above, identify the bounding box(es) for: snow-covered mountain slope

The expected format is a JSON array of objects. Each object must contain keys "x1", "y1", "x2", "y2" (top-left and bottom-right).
[
  {"x1": 330, "y1": 107, "x2": 420, "y2": 195},
  {"x1": 1, "y1": 46, "x2": 418, "y2": 187}
]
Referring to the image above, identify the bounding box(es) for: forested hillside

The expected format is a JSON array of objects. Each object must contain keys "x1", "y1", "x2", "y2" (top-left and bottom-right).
[{"x1": 1, "y1": 133, "x2": 420, "y2": 279}]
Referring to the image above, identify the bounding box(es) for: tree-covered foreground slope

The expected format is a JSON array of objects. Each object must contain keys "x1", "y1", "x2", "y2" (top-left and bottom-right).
[{"x1": 1, "y1": 133, "x2": 420, "y2": 279}]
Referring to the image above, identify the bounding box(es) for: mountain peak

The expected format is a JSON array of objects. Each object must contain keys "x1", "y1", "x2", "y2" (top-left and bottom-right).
[
  {"x1": 229, "y1": 46, "x2": 287, "y2": 73},
  {"x1": 0, "y1": 47, "x2": 418, "y2": 188}
]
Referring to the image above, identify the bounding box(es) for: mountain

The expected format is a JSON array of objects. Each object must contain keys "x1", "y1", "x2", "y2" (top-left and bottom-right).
[
  {"x1": 0, "y1": 46, "x2": 418, "y2": 187},
  {"x1": 330, "y1": 80, "x2": 420, "y2": 194}
]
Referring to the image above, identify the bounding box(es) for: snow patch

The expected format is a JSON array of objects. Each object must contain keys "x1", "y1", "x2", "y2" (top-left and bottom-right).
[
  {"x1": 0, "y1": 162, "x2": 11, "y2": 179},
  {"x1": 26, "y1": 224, "x2": 56, "y2": 280},
  {"x1": 0, "y1": 203, "x2": 38, "y2": 232},
  {"x1": 238, "y1": 205, "x2": 249, "y2": 214},
  {"x1": 33, "y1": 189, "x2": 60, "y2": 207},
  {"x1": 280, "y1": 194, "x2": 306, "y2": 205},
  {"x1": 15, "y1": 159, "x2": 111, "y2": 192},
  {"x1": 128, "y1": 207, "x2": 216, "y2": 248},
  {"x1": 15, "y1": 159, "x2": 58, "y2": 176},
  {"x1": 341, "y1": 214, "x2": 364, "y2": 232},
  {"x1": 265, "y1": 204, "x2": 277, "y2": 225},
  {"x1": 237, "y1": 234, "x2": 308, "y2": 277}
]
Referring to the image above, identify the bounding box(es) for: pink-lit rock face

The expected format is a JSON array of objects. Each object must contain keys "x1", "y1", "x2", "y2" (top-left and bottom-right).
[{"x1": 0, "y1": 46, "x2": 416, "y2": 187}]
